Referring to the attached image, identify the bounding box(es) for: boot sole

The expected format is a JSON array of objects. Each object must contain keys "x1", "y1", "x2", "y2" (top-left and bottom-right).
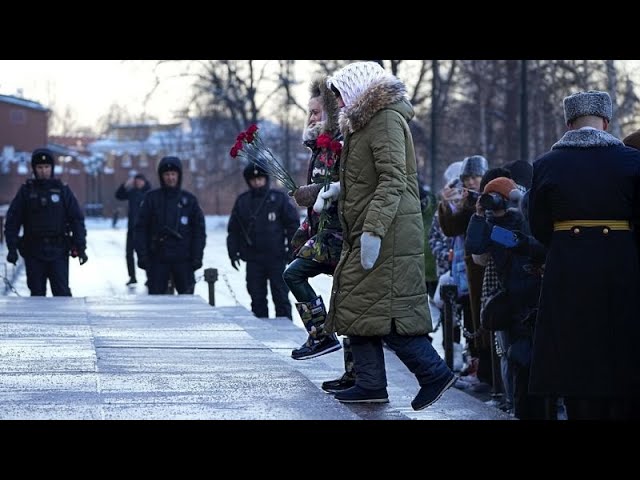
[
  {"x1": 291, "y1": 342, "x2": 342, "y2": 361},
  {"x1": 322, "y1": 385, "x2": 355, "y2": 394},
  {"x1": 336, "y1": 397, "x2": 389, "y2": 404},
  {"x1": 412, "y1": 374, "x2": 457, "y2": 411}
]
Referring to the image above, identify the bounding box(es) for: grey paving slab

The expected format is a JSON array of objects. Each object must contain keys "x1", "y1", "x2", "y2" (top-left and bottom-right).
[
  {"x1": 0, "y1": 294, "x2": 510, "y2": 420},
  {"x1": 0, "y1": 297, "x2": 362, "y2": 419},
  {"x1": 92, "y1": 328, "x2": 261, "y2": 349},
  {"x1": 0, "y1": 337, "x2": 97, "y2": 373},
  {"x1": 96, "y1": 347, "x2": 291, "y2": 373}
]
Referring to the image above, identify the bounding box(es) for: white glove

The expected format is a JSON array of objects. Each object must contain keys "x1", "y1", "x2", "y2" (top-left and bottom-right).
[
  {"x1": 360, "y1": 232, "x2": 381, "y2": 270},
  {"x1": 313, "y1": 181, "x2": 341, "y2": 213}
]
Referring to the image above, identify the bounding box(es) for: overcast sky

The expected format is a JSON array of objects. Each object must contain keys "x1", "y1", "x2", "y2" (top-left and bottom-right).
[
  {"x1": 0, "y1": 60, "x2": 196, "y2": 130},
  {"x1": 0, "y1": 60, "x2": 315, "y2": 134}
]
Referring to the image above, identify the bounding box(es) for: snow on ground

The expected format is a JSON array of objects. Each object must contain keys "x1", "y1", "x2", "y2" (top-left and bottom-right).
[
  {"x1": 3, "y1": 216, "x2": 445, "y2": 357},
  {"x1": 5, "y1": 216, "x2": 333, "y2": 330}
]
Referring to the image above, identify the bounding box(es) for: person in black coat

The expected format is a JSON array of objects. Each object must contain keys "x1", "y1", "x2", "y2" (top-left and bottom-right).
[
  {"x1": 115, "y1": 172, "x2": 151, "y2": 285},
  {"x1": 227, "y1": 164, "x2": 300, "y2": 319},
  {"x1": 134, "y1": 156, "x2": 206, "y2": 295},
  {"x1": 466, "y1": 177, "x2": 546, "y2": 419},
  {"x1": 528, "y1": 90, "x2": 640, "y2": 419},
  {"x1": 4, "y1": 148, "x2": 87, "y2": 296}
]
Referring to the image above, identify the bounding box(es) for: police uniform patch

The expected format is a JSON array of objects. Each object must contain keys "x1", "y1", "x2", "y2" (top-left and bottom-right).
[
  {"x1": 181, "y1": 197, "x2": 189, "y2": 206},
  {"x1": 180, "y1": 215, "x2": 189, "y2": 225},
  {"x1": 268, "y1": 212, "x2": 276, "y2": 222},
  {"x1": 51, "y1": 194, "x2": 60, "y2": 203}
]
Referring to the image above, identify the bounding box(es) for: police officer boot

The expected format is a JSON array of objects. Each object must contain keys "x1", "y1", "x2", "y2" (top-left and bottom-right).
[{"x1": 291, "y1": 296, "x2": 341, "y2": 360}]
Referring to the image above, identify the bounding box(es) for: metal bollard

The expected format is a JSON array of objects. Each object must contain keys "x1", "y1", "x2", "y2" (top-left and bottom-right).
[
  {"x1": 440, "y1": 284, "x2": 458, "y2": 371},
  {"x1": 204, "y1": 268, "x2": 218, "y2": 306}
]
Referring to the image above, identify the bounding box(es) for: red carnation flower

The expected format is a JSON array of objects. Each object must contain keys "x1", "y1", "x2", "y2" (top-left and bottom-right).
[
  {"x1": 246, "y1": 132, "x2": 255, "y2": 143},
  {"x1": 317, "y1": 133, "x2": 331, "y2": 149},
  {"x1": 247, "y1": 124, "x2": 258, "y2": 135},
  {"x1": 236, "y1": 132, "x2": 247, "y2": 142},
  {"x1": 330, "y1": 140, "x2": 342, "y2": 155},
  {"x1": 230, "y1": 146, "x2": 239, "y2": 158}
]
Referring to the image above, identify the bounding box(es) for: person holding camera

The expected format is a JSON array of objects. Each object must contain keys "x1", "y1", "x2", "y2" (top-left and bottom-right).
[
  {"x1": 4, "y1": 148, "x2": 87, "y2": 296},
  {"x1": 134, "y1": 156, "x2": 206, "y2": 295},
  {"x1": 465, "y1": 177, "x2": 546, "y2": 419},
  {"x1": 528, "y1": 90, "x2": 640, "y2": 419},
  {"x1": 438, "y1": 155, "x2": 493, "y2": 389}
]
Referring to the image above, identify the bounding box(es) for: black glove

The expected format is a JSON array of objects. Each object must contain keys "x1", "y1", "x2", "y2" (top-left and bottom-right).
[
  {"x1": 6, "y1": 250, "x2": 18, "y2": 265},
  {"x1": 192, "y1": 259, "x2": 203, "y2": 271},
  {"x1": 138, "y1": 257, "x2": 148, "y2": 270},
  {"x1": 78, "y1": 251, "x2": 88, "y2": 266},
  {"x1": 230, "y1": 254, "x2": 241, "y2": 271},
  {"x1": 510, "y1": 230, "x2": 530, "y2": 256}
]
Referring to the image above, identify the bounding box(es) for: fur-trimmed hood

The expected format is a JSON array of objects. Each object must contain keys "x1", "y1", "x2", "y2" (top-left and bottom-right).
[
  {"x1": 338, "y1": 77, "x2": 411, "y2": 134},
  {"x1": 303, "y1": 75, "x2": 340, "y2": 142},
  {"x1": 552, "y1": 127, "x2": 624, "y2": 149}
]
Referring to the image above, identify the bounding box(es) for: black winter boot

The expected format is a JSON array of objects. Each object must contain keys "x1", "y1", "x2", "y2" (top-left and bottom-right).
[{"x1": 291, "y1": 296, "x2": 341, "y2": 360}]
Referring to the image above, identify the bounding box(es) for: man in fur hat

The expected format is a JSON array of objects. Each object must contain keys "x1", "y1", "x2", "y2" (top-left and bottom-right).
[
  {"x1": 318, "y1": 61, "x2": 455, "y2": 410},
  {"x1": 528, "y1": 90, "x2": 640, "y2": 419}
]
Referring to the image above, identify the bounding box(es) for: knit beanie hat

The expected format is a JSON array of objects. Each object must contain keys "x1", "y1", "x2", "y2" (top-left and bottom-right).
[
  {"x1": 504, "y1": 160, "x2": 533, "y2": 189},
  {"x1": 483, "y1": 177, "x2": 519, "y2": 200},
  {"x1": 563, "y1": 90, "x2": 612, "y2": 125},
  {"x1": 623, "y1": 129, "x2": 640, "y2": 150},
  {"x1": 326, "y1": 62, "x2": 390, "y2": 108}
]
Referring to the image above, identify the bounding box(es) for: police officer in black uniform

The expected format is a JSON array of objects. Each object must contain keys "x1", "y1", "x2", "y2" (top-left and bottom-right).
[
  {"x1": 227, "y1": 164, "x2": 300, "y2": 319},
  {"x1": 4, "y1": 148, "x2": 87, "y2": 296},
  {"x1": 134, "y1": 156, "x2": 206, "y2": 295}
]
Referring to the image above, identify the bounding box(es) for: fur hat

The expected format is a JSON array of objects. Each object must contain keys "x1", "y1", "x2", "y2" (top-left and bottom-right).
[
  {"x1": 326, "y1": 61, "x2": 390, "y2": 108},
  {"x1": 243, "y1": 163, "x2": 268, "y2": 181},
  {"x1": 31, "y1": 148, "x2": 54, "y2": 167},
  {"x1": 623, "y1": 129, "x2": 640, "y2": 150},
  {"x1": 563, "y1": 90, "x2": 612, "y2": 125},
  {"x1": 483, "y1": 177, "x2": 519, "y2": 200},
  {"x1": 31, "y1": 148, "x2": 55, "y2": 175},
  {"x1": 460, "y1": 155, "x2": 488, "y2": 179}
]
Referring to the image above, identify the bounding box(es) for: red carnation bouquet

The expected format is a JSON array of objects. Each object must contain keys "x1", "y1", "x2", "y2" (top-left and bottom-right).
[
  {"x1": 314, "y1": 132, "x2": 342, "y2": 233},
  {"x1": 230, "y1": 124, "x2": 298, "y2": 192}
]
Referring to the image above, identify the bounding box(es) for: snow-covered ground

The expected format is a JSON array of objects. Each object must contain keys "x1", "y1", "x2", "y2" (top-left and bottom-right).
[
  {"x1": 3, "y1": 216, "x2": 446, "y2": 358},
  {"x1": 4, "y1": 216, "x2": 334, "y2": 331}
]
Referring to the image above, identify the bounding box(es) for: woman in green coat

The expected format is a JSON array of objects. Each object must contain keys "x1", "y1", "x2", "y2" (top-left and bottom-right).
[{"x1": 317, "y1": 62, "x2": 455, "y2": 410}]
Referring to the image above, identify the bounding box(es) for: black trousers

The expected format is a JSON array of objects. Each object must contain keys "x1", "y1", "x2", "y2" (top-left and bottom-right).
[
  {"x1": 147, "y1": 261, "x2": 195, "y2": 295},
  {"x1": 25, "y1": 254, "x2": 71, "y2": 296},
  {"x1": 125, "y1": 229, "x2": 136, "y2": 279},
  {"x1": 246, "y1": 259, "x2": 291, "y2": 319}
]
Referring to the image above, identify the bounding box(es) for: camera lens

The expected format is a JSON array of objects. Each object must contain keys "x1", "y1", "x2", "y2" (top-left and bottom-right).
[{"x1": 479, "y1": 192, "x2": 506, "y2": 211}]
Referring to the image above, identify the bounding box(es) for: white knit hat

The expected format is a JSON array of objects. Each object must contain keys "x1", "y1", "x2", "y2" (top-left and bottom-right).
[{"x1": 326, "y1": 62, "x2": 389, "y2": 108}]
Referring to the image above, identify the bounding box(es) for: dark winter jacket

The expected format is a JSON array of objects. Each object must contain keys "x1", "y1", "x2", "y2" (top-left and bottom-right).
[
  {"x1": 4, "y1": 178, "x2": 86, "y2": 260},
  {"x1": 438, "y1": 197, "x2": 486, "y2": 348},
  {"x1": 466, "y1": 208, "x2": 544, "y2": 336},
  {"x1": 528, "y1": 127, "x2": 640, "y2": 397},
  {"x1": 115, "y1": 179, "x2": 151, "y2": 226},
  {"x1": 290, "y1": 77, "x2": 344, "y2": 269},
  {"x1": 134, "y1": 159, "x2": 206, "y2": 266},
  {"x1": 227, "y1": 181, "x2": 300, "y2": 263}
]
